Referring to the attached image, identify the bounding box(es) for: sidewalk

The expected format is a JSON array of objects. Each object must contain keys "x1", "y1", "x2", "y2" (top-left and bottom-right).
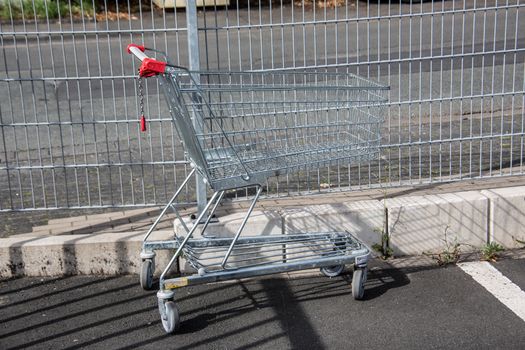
[{"x1": 9, "y1": 173, "x2": 525, "y2": 237}]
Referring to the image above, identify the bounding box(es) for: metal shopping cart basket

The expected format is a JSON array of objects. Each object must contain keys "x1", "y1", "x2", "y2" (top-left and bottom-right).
[{"x1": 128, "y1": 44, "x2": 389, "y2": 334}]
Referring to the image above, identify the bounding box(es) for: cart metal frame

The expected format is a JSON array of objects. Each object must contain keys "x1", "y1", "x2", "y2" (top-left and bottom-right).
[{"x1": 128, "y1": 44, "x2": 388, "y2": 334}]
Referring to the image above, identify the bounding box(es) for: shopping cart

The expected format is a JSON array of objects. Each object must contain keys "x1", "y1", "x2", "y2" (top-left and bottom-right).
[{"x1": 127, "y1": 44, "x2": 389, "y2": 334}]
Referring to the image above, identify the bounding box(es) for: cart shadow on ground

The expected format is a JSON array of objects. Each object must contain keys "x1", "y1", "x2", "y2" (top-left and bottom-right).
[
  {"x1": 126, "y1": 265, "x2": 414, "y2": 349},
  {"x1": 0, "y1": 265, "x2": 420, "y2": 350}
]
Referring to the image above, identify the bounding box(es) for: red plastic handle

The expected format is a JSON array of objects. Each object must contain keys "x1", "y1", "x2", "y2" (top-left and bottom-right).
[
  {"x1": 128, "y1": 43, "x2": 167, "y2": 77},
  {"x1": 139, "y1": 58, "x2": 167, "y2": 77},
  {"x1": 127, "y1": 44, "x2": 145, "y2": 54}
]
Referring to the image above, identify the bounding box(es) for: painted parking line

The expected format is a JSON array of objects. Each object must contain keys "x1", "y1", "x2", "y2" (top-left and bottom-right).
[{"x1": 458, "y1": 261, "x2": 525, "y2": 322}]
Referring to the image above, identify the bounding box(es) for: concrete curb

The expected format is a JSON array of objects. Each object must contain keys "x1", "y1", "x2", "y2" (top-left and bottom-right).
[
  {"x1": 0, "y1": 231, "x2": 174, "y2": 278},
  {"x1": 2, "y1": 185, "x2": 525, "y2": 278},
  {"x1": 385, "y1": 191, "x2": 489, "y2": 255},
  {"x1": 481, "y1": 187, "x2": 525, "y2": 249}
]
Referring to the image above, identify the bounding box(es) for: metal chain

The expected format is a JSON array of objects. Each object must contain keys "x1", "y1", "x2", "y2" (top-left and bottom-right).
[{"x1": 138, "y1": 76, "x2": 144, "y2": 117}]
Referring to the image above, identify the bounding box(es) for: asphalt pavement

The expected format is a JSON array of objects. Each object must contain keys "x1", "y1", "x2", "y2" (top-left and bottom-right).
[{"x1": 1, "y1": 257, "x2": 524, "y2": 350}]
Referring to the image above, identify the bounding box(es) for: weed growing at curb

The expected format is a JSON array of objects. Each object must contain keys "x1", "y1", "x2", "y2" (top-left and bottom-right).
[
  {"x1": 372, "y1": 206, "x2": 394, "y2": 260},
  {"x1": 424, "y1": 226, "x2": 462, "y2": 266},
  {"x1": 372, "y1": 184, "x2": 394, "y2": 259},
  {"x1": 372, "y1": 225, "x2": 393, "y2": 260},
  {"x1": 480, "y1": 241, "x2": 504, "y2": 262}
]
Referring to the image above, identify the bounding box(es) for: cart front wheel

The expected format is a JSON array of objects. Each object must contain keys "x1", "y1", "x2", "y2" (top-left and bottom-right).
[
  {"x1": 352, "y1": 267, "x2": 367, "y2": 300},
  {"x1": 140, "y1": 259, "x2": 154, "y2": 290},
  {"x1": 159, "y1": 300, "x2": 180, "y2": 334},
  {"x1": 320, "y1": 264, "x2": 345, "y2": 277}
]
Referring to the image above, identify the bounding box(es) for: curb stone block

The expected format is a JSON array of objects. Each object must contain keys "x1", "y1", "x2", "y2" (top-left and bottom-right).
[
  {"x1": 0, "y1": 231, "x2": 173, "y2": 278},
  {"x1": 282, "y1": 200, "x2": 384, "y2": 249},
  {"x1": 385, "y1": 191, "x2": 488, "y2": 256},
  {"x1": 174, "y1": 210, "x2": 282, "y2": 238},
  {"x1": 174, "y1": 210, "x2": 283, "y2": 273},
  {"x1": 481, "y1": 186, "x2": 525, "y2": 248}
]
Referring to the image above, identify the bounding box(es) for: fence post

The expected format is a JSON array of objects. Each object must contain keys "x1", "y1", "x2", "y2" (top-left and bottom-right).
[{"x1": 186, "y1": 0, "x2": 207, "y2": 218}]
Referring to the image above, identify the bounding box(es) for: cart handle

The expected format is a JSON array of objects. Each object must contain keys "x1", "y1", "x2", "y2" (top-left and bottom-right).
[
  {"x1": 127, "y1": 43, "x2": 252, "y2": 181},
  {"x1": 127, "y1": 44, "x2": 167, "y2": 77}
]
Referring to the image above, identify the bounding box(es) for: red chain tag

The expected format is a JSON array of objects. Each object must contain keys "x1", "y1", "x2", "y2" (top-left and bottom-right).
[{"x1": 140, "y1": 115, "x2": 147, "y2": 132}]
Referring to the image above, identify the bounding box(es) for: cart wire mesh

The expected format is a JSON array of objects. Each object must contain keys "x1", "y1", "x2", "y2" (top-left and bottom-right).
[
  {"x1": 162, "y1": 69, "x2": 389, "y2": 190},
  {"x1": 177, "y1": 231, "x2": 365, "y2": 272}
]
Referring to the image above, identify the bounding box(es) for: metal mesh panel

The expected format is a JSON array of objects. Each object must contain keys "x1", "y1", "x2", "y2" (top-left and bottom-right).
[
  {"x1": 198, "y1": 0, "x2": 525, "y2": 195},
  {"x1": 0, "y1": 0, "x2": 524, "y2": 210},
  {"x1": 0, "y1": 1, "x2": 192, "y2": 210}
]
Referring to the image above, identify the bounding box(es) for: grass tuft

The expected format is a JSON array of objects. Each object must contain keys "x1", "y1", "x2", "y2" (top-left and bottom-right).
[
  {"x1": 480, "y1": 241, "x2": 504, "y2": 262},
  {"x1": 0, "y1": 0, "x2": 94, "y2": 20},
  {"x1": 424, "y1": 226, "x2": 462, "y2": 266}
]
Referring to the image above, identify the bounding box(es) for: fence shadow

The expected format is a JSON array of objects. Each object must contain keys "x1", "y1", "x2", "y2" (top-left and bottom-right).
[{"x1": 1, "y1": 267, "x2": 417, "y2": 349}]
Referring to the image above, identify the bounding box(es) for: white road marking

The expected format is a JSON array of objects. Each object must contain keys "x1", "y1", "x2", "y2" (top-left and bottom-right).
[{"x1": 458, "y1": 261, "x2": 525, "y2": 322}]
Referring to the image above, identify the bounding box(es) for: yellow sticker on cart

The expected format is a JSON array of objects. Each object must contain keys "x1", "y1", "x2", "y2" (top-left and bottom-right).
[{"x1": 165, "y1": 278, "x2": 189, "y2": 289}]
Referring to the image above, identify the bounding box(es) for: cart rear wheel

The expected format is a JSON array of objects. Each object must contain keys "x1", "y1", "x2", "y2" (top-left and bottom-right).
[
  {"x1": 320, "y1": 264, "x2": 345, "y2": 277},
  {"x1": 352, "y1": 267, "x2": 367, "y2": 300},
  {"x1": 159, "y1": 300, "x2": 180, "y2": 334},
  {"x1": 140, "y1": 259, "x2": 154, "y2": 290}
]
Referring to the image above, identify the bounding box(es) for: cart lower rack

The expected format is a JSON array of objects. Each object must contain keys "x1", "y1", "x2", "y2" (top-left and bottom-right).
[{"x1": 127, "y1": 44, "x2": 388, "y2": 334}]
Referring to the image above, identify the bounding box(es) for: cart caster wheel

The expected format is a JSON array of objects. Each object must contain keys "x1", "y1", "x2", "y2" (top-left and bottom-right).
[
  {"x1": 320, "y1": 265, "x2": 345, "y2": 278},
  {"x1": 140, "y1": 259, "x2": 154, "y2": 290},
  {"x1": 352, "y1": 267, "x2": 367, "y2": 300},
  {"x1": 159, "y1": 300, "x2": 180, "y2": 334}
]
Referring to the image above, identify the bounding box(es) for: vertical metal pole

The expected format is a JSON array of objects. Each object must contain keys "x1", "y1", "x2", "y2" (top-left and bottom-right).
[{"x1": 186, "y1": 0, "x2": 207, "y2": 217}]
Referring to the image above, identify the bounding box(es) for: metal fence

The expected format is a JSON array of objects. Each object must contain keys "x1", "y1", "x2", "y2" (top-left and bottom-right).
[{"x1": 0, "y1": 0, "x2": 524, "y2": 211}]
